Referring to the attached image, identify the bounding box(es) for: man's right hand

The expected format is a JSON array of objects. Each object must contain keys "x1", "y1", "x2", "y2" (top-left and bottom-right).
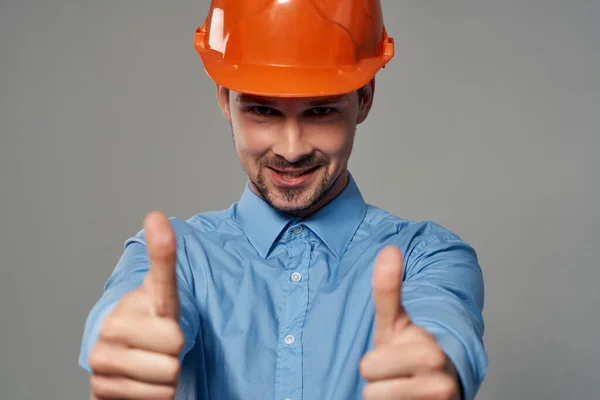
[{"x1": 88, "y1": 211, "x2": 184, "y2": 400}]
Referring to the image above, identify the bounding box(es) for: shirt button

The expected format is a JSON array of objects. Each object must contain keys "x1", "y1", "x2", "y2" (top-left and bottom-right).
[
  {"x1": 293, "y1": 225, "x2": 304, "y2": 235},
  {"x1": 284, "y1": 334, "x2": 295, "y2": 345},
  {"x1": 291, "y1": 272, "x2": 302, "y2": 282}
]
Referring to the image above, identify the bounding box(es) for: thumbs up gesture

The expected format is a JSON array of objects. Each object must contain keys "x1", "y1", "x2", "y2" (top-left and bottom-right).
[
  {"x1": 360, "y1": 246, "x2": 462, "y2": 400},
  {"x1": 88, "y1": 212, "x2": 184, "y2": 400}
]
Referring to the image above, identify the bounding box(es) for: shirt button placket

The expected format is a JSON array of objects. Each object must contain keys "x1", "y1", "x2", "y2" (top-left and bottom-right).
[{"x1": 276, "y1": 224, "x2": 307, "y2": 400}]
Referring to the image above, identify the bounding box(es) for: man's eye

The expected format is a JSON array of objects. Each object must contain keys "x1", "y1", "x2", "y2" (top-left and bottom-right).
[
  {"x1": 308, "y1": 107, "x2": 336, "y2": 116},
  {"x1": 247, "y1": 106, "x2": 278, "y2": 116}
]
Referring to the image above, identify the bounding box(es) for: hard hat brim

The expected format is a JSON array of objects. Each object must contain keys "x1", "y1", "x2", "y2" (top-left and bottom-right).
[{"x1": 197, "y1": 48, "x2": 393, "y2": 98}]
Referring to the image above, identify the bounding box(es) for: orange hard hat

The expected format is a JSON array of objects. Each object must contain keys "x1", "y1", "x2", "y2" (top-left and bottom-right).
[{"x1": 193, "y1": 0, "x2": 395, "y2": 97}]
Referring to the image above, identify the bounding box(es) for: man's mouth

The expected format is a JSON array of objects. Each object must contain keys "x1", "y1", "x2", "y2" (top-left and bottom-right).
[
  {"x1": 267, "y1": 166, "x2": 321, "y2": 188},
  {"x1": 270, "y1": 166, "x2": 320, "y2": 178}
]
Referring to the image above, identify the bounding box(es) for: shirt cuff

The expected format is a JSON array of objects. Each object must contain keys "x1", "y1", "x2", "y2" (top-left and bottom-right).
[{"x1": 434, "y1": 332, "x2": 476, "y2": 400}]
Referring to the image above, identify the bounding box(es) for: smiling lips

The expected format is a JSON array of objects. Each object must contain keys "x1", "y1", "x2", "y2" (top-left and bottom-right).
[{"x1": 268, "y1": 166, "x2": 321, "y2": 188}]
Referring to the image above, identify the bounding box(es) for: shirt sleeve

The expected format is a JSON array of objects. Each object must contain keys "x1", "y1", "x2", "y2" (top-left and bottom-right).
[
  {"x1": 78, "y1": 223, "x2": 201, "y2": 372},
  {"x1": 400, "y1": 232, "x2": 488, "y2": 400}
]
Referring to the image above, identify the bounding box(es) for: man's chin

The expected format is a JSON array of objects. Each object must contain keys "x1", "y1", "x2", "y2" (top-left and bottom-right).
[
  {"x1": 266, "y1": 190, "x2": 315, "y2": 214},
  {"x1": 252, "y1": 169, "x2": 333, "y2": 215}
]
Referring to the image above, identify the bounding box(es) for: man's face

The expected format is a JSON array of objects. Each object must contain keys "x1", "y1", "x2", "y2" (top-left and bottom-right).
[{"x1": 217, "y1": 82, "x2": 374, "y2": 217}]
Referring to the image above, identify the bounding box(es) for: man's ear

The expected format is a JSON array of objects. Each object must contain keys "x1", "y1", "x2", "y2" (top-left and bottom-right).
[
  {"x1": 357, "y1": 79, "x2": 376, "y2": 124},
  {"x1": 216, "y1": 84, "x2": 232, "y2": 122}
]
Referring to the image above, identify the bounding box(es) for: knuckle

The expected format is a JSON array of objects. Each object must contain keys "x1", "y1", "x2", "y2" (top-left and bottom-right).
[
  {"x1": 165, "y1": 357, "x2": 181, "y2": 384},
  {"x1": 164, "y1": 385, "x2": 177, "y2": 399},
  {"x1": 88, "y1": 344, "x2": 108, "y2": 371},
  {"x1": 358, "y1": 355, "x2": 370, "y2": 378},
  {"x1": 165, "y1": 319, "x2": 184, "y2": 349},
  {"x1": 432, "y1": 376, "x2": 458, "y2": 400},
  {"x1": 99, "y1": 315, "x2": 122, "y2": 341},
  {"x1": 362, "y1": 384, "x2": 375, "y2": 400},
  {"x1": 423, "y1": 349, "x2": 446, "y2": 370},
  {"x1": 90, "y1": 374, "x2": 110, "y2": 397},
  {"x1": 172, "y1": 327, "x2": 185, "y2": 353},
  {"x1": 159, "y1": 320, "x2": 184, "y2": 355}
]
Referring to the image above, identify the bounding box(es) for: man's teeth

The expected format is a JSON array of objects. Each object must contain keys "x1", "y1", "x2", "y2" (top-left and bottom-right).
[{"x1": 278, "y1": 171, "x2": 305, "y2": 178}]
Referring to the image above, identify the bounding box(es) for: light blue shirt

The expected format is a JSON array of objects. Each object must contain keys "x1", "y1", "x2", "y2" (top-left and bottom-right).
[{"x1": 79, "y1": 174, "x2": 487, "y2": 399}]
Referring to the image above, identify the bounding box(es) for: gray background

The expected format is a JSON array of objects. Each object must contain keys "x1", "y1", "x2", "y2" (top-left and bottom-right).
[{"x1": 1, "y1": 0, "x2": 598, "y2": 399}]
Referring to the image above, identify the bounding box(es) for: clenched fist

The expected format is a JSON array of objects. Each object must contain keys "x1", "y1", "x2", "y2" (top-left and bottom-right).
[{"x1": 88, "y1": 212, "x2": 184, "y2": 400}]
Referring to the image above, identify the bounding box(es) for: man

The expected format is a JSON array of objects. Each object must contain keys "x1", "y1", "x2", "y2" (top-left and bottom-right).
[{"x1": 79, "y1": 1, "x2": 487, "y2": 399}]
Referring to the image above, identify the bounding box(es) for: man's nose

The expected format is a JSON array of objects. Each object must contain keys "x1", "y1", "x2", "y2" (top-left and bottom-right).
[{"x1": 271, "y1": 119, "x2": 314, "y2": 164}]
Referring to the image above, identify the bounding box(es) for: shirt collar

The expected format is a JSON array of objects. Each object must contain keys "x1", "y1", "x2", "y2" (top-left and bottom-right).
[
  {"x1": 235, "y1": 173, "x2": 367, "y2": 259},
  {"x1": 302, "y1": 173, "x2": 367, "y2": 258},
  {"x1": 235, "y1": 183, "x2": 292, "y2": 259}
]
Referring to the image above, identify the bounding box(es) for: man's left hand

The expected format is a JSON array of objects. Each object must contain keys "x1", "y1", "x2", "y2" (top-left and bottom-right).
[{"x1": 359, "y1": 246, "x2": 462, "y2": 400}]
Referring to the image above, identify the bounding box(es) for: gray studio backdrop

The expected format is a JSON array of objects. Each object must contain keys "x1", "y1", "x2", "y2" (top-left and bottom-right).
[{"x1": 1, "y1": 1, "x2": 598, "y2": 399}]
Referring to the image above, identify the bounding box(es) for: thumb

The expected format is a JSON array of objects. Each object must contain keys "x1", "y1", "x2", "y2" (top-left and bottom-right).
[
  {"x1": 372, "y1": 246, "x2": 410, "y2": 346},
  {"x1": 143, "y1": 211, "x2": 180, "y2": 320}
]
